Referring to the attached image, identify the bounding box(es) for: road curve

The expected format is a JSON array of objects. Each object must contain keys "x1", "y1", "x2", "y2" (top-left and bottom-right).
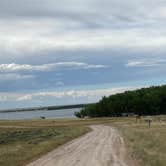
[{"x1": 26, "y1": 125, "x2": 132, "y2": 166}]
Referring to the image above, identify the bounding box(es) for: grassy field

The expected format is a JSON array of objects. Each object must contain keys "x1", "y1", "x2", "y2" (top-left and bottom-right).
[
  {"x1": 0, "y1": 124, "x2": 89, "y2": 166},
  {"x1": 0, "y1": 117, "x2": 166, "y2": 166},
  {"x1": 112, "y1": 116, "x2": 166, "y2": 166},
  {"x1": 0, "y1": 118, "x2": 115, "y2": 166},
  {"x1": 0, "y1": 118, "x2": 115, "y2": 128}
]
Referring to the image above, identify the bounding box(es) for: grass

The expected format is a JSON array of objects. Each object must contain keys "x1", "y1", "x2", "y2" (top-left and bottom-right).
[
  {"x1": 113, "y1": 116, "x2": 166, "y2": 166},
  {"x1": 0, "y1": 118, "x2": 116, "y2": 128},
  {"x1": 0, "y1": 117, "x2": 166, "y2": 166},
  {"x1": 0, "y1": 118, "x2": 115, "y2": 166},
  {"x1": 0, "y1": 124, "x2": 90, "y2": 166}
]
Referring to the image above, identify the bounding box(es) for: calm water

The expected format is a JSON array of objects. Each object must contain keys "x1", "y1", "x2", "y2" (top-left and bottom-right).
[{"x1": 0, "y1": 108, "x2": 82, "y2": 120}]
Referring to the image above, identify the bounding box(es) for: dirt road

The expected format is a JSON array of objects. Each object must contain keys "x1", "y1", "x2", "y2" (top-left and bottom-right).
[{"x1": 26, "y1": 125, "x2": 133, "y2": 166}]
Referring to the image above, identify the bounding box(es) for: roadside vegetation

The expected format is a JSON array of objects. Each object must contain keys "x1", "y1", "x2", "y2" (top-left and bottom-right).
[
  {"x1": 113, "y1": 116, "x2": 166, "y2": 166},
  {"x1": 0, "y1": 124, "x2": 90, "y2": 166},
  {"x1": 0, "y1": 118, "x2": 115, "y2": 166},
  {"x1": 75, "y1": 85, "x2": 166, "y2": 118},
  {"x1": 0, "y1": 116, "x2": 166, "y2": 166}
]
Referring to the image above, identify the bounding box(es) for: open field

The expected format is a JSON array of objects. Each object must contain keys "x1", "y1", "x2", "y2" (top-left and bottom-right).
[
  {"x1": 0, "y1": 118, "x2": 115, "y2": 166},
  {"x1": 0, "y1": 118, "x2": 116, "y2": 128},
  {"x1": 0, "y1": 117, "x2": 166, "y2": 166},
  {"x1": 0, "y1": 124, "x2": 90, "y2": 166},
  {"x1": 111, "y1": 116, "x2": 166, "y2": 166}
]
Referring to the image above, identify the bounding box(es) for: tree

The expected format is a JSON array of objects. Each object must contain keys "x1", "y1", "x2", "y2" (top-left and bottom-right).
[{"x1": 74, "y1": 85, "x2": 166, "y2": 118}]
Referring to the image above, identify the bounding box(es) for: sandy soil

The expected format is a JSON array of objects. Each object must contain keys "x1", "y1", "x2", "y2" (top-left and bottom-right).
[{"x1": 26, "y1": 125, "x2": 133, "y2": 166}]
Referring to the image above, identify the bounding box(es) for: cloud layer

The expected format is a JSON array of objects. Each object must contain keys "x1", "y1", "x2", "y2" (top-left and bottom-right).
[
  {"x1": 0, "y1": 85, "x2": 140, "y2": 105},
  {"x1": 0, "y1": 0, "x2": 166, "y2": 55},
  {"x1": 0, "y1": 62, "x2": 107, "y2": 72},
  {"x1": 0, "y1": 0, "x2": 166, "y2": 108},
  {"x1": 126, "y1": 58, "x2": 166, "y2": 67}
]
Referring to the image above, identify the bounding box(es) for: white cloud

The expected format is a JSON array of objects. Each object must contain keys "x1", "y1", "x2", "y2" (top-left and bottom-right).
[
  {"x1": 126, "y1": 58, "x2": 166, "y2": 67},
  {"x1": 0, "y1": 28, "x2": 164, "y2": 53},
  {"x1": 1, "y1": 25, "x2": 166, "y2": 55},
  {"x1": 0, "y1": 85, "x2": 140, "y2": 102},
  {"x1": 0, "y1": 73, "x2": 34, "y2": 81},
  {"x1": 0, "y1": 63, "x2": 32, "y2": 72},
  {"x1": 17, "y1": 95, "x2": 32, "y2": 101},
  {"x1": 0, "y1": 62, "x2": 107, "y2": 72},
  {"x1": 33, "y1": 88, "x2": 129, "y2": 99}
]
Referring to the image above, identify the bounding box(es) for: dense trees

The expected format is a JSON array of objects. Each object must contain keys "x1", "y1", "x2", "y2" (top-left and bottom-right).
[{"x1": 75, "y1": 85, "x2": 166, "y2": 118}]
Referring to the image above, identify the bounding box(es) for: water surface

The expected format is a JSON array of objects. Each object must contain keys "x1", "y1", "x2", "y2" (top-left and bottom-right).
[{"x1": 0, "y1": 108, "x2": 82, "y2": 120}]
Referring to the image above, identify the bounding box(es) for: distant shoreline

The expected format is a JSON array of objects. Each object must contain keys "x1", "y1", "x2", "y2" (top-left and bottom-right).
[{"x1": 0, "y1": 103, "x2": 94, "y2": 113}]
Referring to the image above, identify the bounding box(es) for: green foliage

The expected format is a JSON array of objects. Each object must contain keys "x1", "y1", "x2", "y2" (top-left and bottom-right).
[
  {"x1": 74, "y1": 111, "x2": 82, "y2": 118},
  {"x1": 75, "y1": 85, "x2": 166, "y2": 118}
]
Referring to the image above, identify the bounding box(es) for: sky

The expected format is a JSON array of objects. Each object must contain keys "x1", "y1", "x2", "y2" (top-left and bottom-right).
[{"x1": 0, "y1": 0, "x2": 166, "y2": 109}]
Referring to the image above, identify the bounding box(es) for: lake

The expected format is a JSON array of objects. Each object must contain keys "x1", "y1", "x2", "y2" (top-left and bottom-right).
[{"x1": 0, "y1": 108, "x2": 82, "y2": 120}]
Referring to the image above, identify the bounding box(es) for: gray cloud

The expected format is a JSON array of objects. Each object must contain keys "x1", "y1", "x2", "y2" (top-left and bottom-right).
[
  {"x1": 0, "y1": 0, "x2": 166, "y2": 24},
  {"x1": 0, "y1": 0, "x2": 166, "y2": 108},
  {"x1": 0, "y1": 0, "x2": 166, "y2": 56}
]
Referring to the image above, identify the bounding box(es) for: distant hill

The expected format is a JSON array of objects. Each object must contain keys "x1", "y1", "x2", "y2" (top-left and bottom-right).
[{"x1": 75, "y1": 85, "x2": 166, "y2": 118}]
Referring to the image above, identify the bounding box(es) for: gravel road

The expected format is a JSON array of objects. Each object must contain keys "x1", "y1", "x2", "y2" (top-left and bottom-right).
[{"x1": 26, "y1": 125, "x2": 133, "y2": 166}]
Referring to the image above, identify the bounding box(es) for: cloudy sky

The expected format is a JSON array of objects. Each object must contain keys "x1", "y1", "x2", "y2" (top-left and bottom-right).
[{"x1": 0, "y1": 0, "x2": 166, "y2": 109}]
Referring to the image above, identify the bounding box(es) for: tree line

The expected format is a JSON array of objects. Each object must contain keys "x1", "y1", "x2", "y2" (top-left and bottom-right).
[{"x1": 75, "y1": 85, "x2": 166, "y2": 118}]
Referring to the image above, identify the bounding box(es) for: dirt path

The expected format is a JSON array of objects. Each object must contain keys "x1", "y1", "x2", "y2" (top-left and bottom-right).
[{"x1": 26, "y1": 125, "x2": 133, "y2": 166}]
